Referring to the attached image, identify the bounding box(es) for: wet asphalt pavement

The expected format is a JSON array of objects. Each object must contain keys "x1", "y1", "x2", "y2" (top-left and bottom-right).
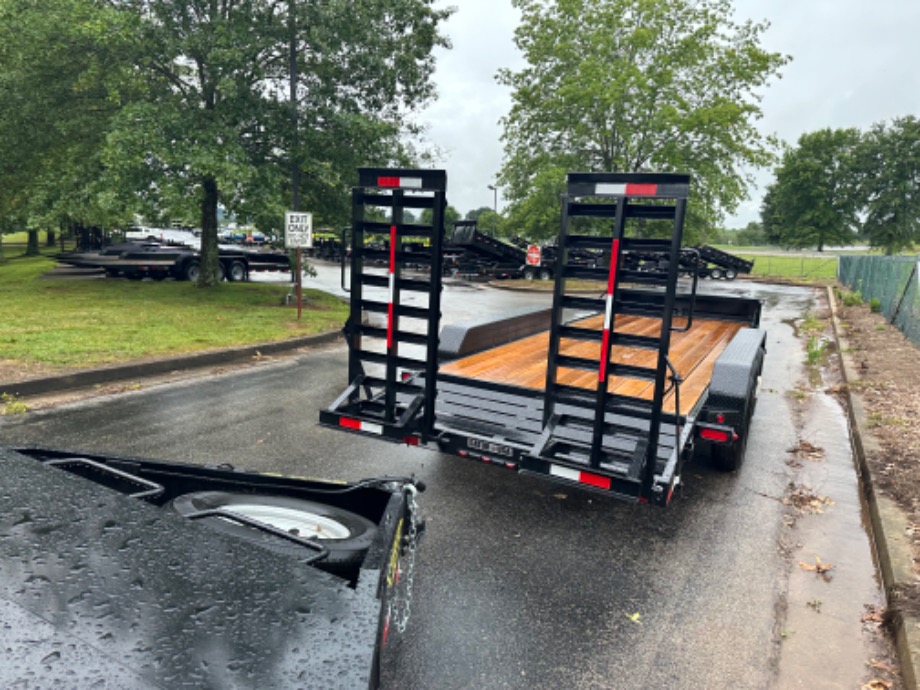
[{"x1": 0, "y1": 274, "x2": 888, "y2": 688}]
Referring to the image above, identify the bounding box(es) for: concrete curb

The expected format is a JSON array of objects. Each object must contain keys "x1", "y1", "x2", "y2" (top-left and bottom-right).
[
  {"x1": 0, "y1": 329, "x2": 343, "y2": 399},
  {"x1": 827, "y1": 285, "x2": 919, "y2": 690}
]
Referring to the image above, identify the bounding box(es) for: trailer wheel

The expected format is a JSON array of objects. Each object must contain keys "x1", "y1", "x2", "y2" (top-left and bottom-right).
[
  {"x1": 724, "y1": 268, "x2": 737, "y2": 281},
  {"x1": 228, "y1": 260, "x2": 247, "y2": 282},
  {"x1": 217, "y1": 262, "x2": 226, "y2": 282},
  {"x1": 183, "y1": 260, "x2": 201, "y2": 282},
  {"x1": 522, "y1": 267, "x2": 536, "y2": 280},
  {"x1": 171, "y1": 491, "x2": 377, "y2": 573},
  {"x1": 538, "y1": 267, "x2": 552, "y2": 281},
  {"x1": 711, "y1": 369, "x2": 760, "y2": 471},
  {"x1": 710, "y1": 267, "x2": 723, "y2": 280}
]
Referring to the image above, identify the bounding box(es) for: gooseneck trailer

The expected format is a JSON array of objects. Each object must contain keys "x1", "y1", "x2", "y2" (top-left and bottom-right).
[{"x1": 321, "y1": 168, "x2": 766, "y2": 506}]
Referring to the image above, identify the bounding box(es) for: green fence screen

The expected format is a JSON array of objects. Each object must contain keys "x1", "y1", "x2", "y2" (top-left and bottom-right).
[{"x1": 838, "y1": 255, "x2": 920, "y2": 347}]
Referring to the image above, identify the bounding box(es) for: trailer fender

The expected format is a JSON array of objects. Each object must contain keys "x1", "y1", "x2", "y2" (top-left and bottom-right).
[{"x1": 698, "y1": 327, "x2": 766, "y2": 469}]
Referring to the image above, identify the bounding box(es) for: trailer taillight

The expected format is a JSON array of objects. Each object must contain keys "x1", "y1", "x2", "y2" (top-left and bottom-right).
[{"x1": 700, "y1": 428, "x2": 730, "y2": 443}]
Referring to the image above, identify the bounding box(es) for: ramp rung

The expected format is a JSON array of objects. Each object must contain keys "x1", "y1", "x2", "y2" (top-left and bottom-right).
[
  {"x1": 359, "y1": 325, "x2": 430, "y2": 346},
  {"x1": 361, "y1": 300, "x2": 432, "y2": 320},
  {"x1": 359, "y1": 273, "x2": 433, "y2": 292},
  {"x1": 556, "y1": 354, "x2": 600, "y2": 373},
  {"x1": 357, "y1": 350, "x2": 428, "y2": 371}
]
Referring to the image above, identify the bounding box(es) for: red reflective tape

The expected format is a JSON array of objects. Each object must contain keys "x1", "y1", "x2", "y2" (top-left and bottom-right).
[
  {"x1": 607, "y1": 238, "x2": 620, "y2": 296},
  {"x1": 340, "y1": 417, "x2": 362, "y2": 430},
  {"x1": 599, "y1": 238, "x2": 620, "y2": 381},
  {"x1": 580, "y1": 471, "x2": 612, "y2": 490},
  {"x1": 387, "y1": 225, "x2": 397, "y2": 349},
  {"x1": 599, "y1": 328, "x2": 611, "y2": 382},
  {"x1": 378, "y1": 176, "x2": 400, "y2": 187},
  {"x1": 625, "y1": 183, "x2": 658, "y2": 196}
]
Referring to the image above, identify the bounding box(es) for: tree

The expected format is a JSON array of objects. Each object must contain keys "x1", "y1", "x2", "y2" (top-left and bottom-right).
[
  {"x1": 465, "y1": 206, "x2": 492, "y2": 222},
  {"x1": 765, "y1": 128, "x2": 862, "y2": 251},
  {"x1": 735, "y1": 221, "x2": 767, "y2": 246},
  {"x1": 420, "y1": 204, "x2": 462, "y2": 229},
  {"x1": 100, "y1": 0, "x2": 450, "y2": 286},
  {"x1": 497, "y1": 0, "x2": 789, "y2": 242},
  {"x1": 0, "y1": 0, "x2": 135, "y2": 253},
  {"x1": 856, "y1": 116, "x2": 920, "y2": 255}
]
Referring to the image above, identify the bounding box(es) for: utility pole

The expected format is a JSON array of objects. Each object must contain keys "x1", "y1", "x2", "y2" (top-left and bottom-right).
[{"x1": 289, "y1": 6, "x2": 302, "y2": 319}]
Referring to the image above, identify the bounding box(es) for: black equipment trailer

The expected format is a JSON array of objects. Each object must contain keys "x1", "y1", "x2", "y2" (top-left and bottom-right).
[
  {"x1": 681, "y1": 244, "x2": 755, "y2": 280},
  {"x1": 0, "y1": 446, "x2": 422, "y2": 687},
  {"x1": 443, "y1": 220, "x2": 526, "y2": 278},
  {"x1": 321, "y1": 168, "x2": 766, "y2": 506},
  {"x1": 59, "y1": 241, "x2": 291, "y2": 281}
]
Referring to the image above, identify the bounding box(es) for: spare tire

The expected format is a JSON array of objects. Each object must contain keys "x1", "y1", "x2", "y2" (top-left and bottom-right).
[{"x1": 171, "y1": 491, "x2": 377, "y2": 572}]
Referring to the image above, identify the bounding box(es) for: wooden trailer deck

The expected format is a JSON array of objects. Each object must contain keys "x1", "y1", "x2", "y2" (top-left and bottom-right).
[{"x1": 439, "y1": 313, "x2": 746, "y2": 416}]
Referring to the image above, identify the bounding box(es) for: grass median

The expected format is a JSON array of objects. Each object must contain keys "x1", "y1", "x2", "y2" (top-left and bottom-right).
[{"x1": 0, "y1": 255, "x2": 348, "y2": 370}]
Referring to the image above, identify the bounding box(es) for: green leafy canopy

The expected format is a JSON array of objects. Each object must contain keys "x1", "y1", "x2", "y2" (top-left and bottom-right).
[{"x1": 497, "y1": 0, "x2": 789, "y2": 241}]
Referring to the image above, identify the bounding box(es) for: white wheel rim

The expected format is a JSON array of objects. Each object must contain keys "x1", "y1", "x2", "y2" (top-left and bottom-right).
[{"x1": 219, "y1": 503, "x2": 351, "y2": 539}]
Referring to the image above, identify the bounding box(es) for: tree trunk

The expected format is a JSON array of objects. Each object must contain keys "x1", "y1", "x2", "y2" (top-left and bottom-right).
[
  {"x1": 25, "y1": 229, "x2": 40, "y2": 256},
  {"x1": 198, "y1": 176, "x2": 221, "y2": 287},
  {"x1": 46, "y1": 229, "x2": 56, "y2": 247}
]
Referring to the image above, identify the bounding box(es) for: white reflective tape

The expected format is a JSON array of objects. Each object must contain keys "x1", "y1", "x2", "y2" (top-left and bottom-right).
[
  {"x1": 399, "y1": 177, "x2": 423, "y2": 189},
  {"x1": 603, "y1": 293, "x2": 614, "y2": 330},
  {"x1": 549, "y1": 464, "x2": 580, "y2": 482},
  {"x1": 361, "y1": 421, "x2": 384, "y2": 435},
  {"x1": 595, "y1": 183, "x2": 626, "y2": 195},
  {"x1": 389, "y1": 272, "x2": 395, "y2": 301}
]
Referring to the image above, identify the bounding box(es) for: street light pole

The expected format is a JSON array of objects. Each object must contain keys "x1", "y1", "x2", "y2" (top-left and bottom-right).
[{"x1": 487, "y1": 185, "x2": 498, "y2": 236}]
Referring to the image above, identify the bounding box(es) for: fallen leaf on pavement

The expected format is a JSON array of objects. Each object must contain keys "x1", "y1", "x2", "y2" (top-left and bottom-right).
[
  {"x1": 625, "y1": 612, "x2": 641, "y2": 625},
  {"x1": 799, "y1": 556, "x2": 834, "y2": 574}
]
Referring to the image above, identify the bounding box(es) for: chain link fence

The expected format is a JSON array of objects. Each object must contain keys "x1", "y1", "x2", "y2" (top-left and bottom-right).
[{"x1": 838, "y1": 255, "x2": 920, "y2": 346}]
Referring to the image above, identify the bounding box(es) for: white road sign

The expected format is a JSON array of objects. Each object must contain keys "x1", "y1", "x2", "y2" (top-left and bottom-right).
[{"x1": 285, "y1": 211, "x2": 314, "y2": 248}]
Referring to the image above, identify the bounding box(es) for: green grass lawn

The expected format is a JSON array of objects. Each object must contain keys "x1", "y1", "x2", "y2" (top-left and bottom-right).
[
  {"x1": 0, "y1": 255, "x2": 347, "y2": 367},
  {"x1": 734, "y1": 253, "x2": 839, "y2": 280}
]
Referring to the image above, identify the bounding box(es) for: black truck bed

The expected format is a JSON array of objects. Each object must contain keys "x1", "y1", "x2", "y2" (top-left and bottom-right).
[{"x1": 0, "y1": 447, "x2": 414, "y2": 688}]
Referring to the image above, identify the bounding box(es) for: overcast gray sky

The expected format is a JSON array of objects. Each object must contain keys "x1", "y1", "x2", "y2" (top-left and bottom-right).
[{"x1": 417, "y1": 0, "x2": 920, "y2": 228}]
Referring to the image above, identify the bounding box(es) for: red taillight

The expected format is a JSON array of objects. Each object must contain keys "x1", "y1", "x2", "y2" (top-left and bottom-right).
[
  {"x1": 378, "y1": 176, "x2": 400, "y2": 187},
  {"x1": 504, "y1": 462, "x2": 516, "y2": 470},
  {"x1": 700, "y1": 428, "x2": 730, "y2": 443},
  {"x1": 458, "y1": 450, "x2": 469, "y2": 457},
  {"x1": 716, "y1": 414, "x2": 725, "y2": 424},
  {"x1": 340, "y1": 417, "x2": 361, "y2": 430},
  {"x1": 402, "y1": 436, "x2": 419, "y2": 446}
]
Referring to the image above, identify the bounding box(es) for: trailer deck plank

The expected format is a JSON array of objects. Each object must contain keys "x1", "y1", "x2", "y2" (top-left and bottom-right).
[{"x1": 439, "y1": 314, "x2": 745, "y2": 414}]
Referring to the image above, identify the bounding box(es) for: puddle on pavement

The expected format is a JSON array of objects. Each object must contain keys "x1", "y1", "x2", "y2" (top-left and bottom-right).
[{"x1": 775, "y1": 347, "x2": 898, "y2": 687}]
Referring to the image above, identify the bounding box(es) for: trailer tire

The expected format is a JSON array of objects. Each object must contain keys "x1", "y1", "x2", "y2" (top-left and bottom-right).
[
  {"x1": 711, "y1": 372, "x2": 759, "y2": 472},
  {"x1": 523, "y1": 267, "x2": 536, "y2": 280},
  {"x1": 538, "y1": 267, "x2": 552, "y2": 281},
  {"x1": 171, "y1": 491, "x2": 377, "y2": 573},
  {"x1": 724, "y1": 268, "x2": 737, "y2": 281},
  {"x1": 710, "y1": 267, "x2": 723, "y2": 280},
  {"x1": 228, "y1": 260, "x2": 247, "y2": 282},
  {"x1": 183, "y1": 260, "x2": 201, "y2": 282}
]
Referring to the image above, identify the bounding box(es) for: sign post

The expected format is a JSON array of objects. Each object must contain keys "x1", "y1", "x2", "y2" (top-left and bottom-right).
[{"x1": 285, "y1": 212, "x2": 314, "y2": 320}]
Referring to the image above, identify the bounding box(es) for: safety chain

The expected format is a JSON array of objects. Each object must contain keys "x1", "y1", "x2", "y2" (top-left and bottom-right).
[{"x1": 391, "y1": 484, "x2": 422, "y2": 634}]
